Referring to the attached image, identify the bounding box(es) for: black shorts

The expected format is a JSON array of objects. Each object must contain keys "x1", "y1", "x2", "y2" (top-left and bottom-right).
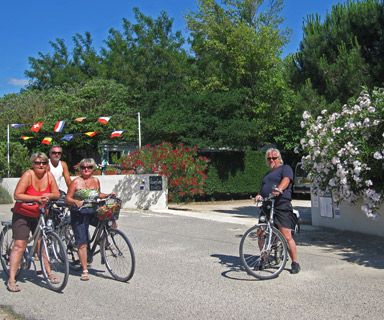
[
  {"x1": 12, "y1": 212, "x2": 38, "y2": 241},
  {"x1": 260, "y1": 201, "x2": 298, "y2": 230}
]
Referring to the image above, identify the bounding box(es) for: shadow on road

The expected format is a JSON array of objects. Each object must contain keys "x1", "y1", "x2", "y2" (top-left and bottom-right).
[{"x1": 296, "y1": 226, "x2": 384, "y2": 269}]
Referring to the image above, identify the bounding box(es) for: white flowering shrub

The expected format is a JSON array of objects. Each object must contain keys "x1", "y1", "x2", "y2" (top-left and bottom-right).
[{"x1": 299, "y1": 89, "x2": 384, "y2": 218}]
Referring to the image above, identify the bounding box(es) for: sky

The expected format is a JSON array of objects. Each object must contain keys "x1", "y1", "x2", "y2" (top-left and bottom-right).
[{"x1": 0, "y1": 0, "x2": 346, "y2": 97}]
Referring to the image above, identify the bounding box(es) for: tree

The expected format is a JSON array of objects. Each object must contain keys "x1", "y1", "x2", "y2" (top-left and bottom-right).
[{"x1": 290, "y1": 0, "x2": 384, "y2": 107}]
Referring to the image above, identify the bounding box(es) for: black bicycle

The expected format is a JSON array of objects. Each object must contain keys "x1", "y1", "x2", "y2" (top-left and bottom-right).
[
  {"x1": 0, "y1": 203, "x2": 69, "y2": 292},
  {"x1": 239, "y1": 195, "x2": 300, "y2": 280},
  {"x1": 64, "y1": 195, "x2": 135, "y2": 282}
]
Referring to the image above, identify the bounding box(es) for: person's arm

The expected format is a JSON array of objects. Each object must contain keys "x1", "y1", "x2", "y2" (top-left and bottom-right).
[
  {"x1": 65, "y1": 178, "x2": 82, "y2": 207},
  {"x1": 61, "y1": 161, "x2": 72, "y2": 188},
  {"x1": 14, "y1": 170, "x2": 35, "y2": 202},
  {"x1": 272, "y1": 177, "x2": 291, "y2": 196}
]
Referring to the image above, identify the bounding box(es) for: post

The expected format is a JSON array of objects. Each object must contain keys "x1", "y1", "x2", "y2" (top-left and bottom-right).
[
  {"x1": 137, "y1": 112, "x2": 142, "y2": 149},
  {"x1": 7, "y1": 124, "x2": 10, "y2": 177}
]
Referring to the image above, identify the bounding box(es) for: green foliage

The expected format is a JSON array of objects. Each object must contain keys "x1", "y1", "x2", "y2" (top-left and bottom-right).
[
  {"x1": 204, "y1": 149, "x2": 268, "y2": 197},
  {"x1": 290, "y1": 0, "x2": 384, "y2": 105},
  {"x1": 0, "y1": 141, "x2": 30, "y2": 178},
  {"x1": 0, "y1": 185, "x2": 13, "y2": 204}
]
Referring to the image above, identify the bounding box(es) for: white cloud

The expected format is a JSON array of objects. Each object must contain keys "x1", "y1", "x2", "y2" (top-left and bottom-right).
[{"x1": 8, "y1": 78, "x2": 29, "y2": 87}]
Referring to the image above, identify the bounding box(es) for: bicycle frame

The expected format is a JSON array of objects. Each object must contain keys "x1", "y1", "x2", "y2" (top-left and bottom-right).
[{"x1": 87, "y1": 220, "x2": 109, "y2": 258}]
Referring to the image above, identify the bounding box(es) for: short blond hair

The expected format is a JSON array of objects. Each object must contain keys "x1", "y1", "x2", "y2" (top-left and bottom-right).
[
  {"x1": 30, "y1": 152, "x2": 48, "y2": 164},
  {"x1": 265, "y1": 148, "x2": 283, "y2": 165},
  {"x1": 79, "y1": 158, "x2": 96, "y2": 169}
]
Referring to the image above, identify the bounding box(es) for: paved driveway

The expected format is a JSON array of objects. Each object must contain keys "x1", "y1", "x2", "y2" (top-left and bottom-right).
[{"x1": 0, "y1": 203, "x2": 383, "y2": 320}]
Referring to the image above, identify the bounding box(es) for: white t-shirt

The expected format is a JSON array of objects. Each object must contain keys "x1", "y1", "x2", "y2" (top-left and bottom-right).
[{"x1": 49, "y1": 159, "x2": 64, "y2": 190}]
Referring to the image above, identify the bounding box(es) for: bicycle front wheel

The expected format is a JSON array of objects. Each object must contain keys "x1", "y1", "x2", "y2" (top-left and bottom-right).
[
  {"x1": 0, "y1": 225, "x2": 14, "y2": 276},
  {"x1": 101, "y1": 228, "x2": 135, "y2": 282},
  {"x1": 59, "y1": 224, "x2": 81, "y2": 271},
  {"x1": 39, "y1": 231, "x2": 69, "y2": 292},
  {"x1": 239, "y1": 223, "x2": 288, "y2": 280}
]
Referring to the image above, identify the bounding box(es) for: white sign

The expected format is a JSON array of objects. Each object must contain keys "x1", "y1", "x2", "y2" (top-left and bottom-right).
[{"x1": 319, "y1": 196, "x2": 333, "y2": 218}]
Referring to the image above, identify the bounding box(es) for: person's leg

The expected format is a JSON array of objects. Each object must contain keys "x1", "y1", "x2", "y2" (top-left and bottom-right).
[
  {"x1": 279, "y1": 226, "x2": 298, "y2": 262},
  {"x1": 8, "y1": 239, "x2": 27, "y2": 291}
]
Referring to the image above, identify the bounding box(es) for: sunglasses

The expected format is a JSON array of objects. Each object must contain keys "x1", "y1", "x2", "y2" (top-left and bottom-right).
[
  {"x1": 80, "y1": 166, "x2": 94, "y2": 170},
  {"x1": 267, "y1": 157, "x2": 279, "y2": 161},
  {"x1": 51, "y1": 151, "x2": 62, "y2": 155},
  {"x1": 34, "y1": 161, "x2": 48, "y2": 165}
]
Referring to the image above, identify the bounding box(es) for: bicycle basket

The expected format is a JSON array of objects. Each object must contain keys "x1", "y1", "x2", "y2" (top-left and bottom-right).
[{"x1": 96, "y1": 197, "x2": 121, "y2": 221}]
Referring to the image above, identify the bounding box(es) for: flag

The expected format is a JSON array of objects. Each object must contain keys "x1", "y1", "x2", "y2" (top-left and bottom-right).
[
  {"x1": 30, "y1": 122, "x2": 43, "y2": 132},
  {"x1": 97, "y1": 117, "x2": 111, "y2": 125},
  {"x1": 11, "y1": 123, "x2": 25, "y2": 128},
  {"x1": 41, "y1": 137, "x2": 52, "y2": 145},
  {"x1": 53, "y1": 120, "x2": 65, "y2": 132},
  {"x1": 21, "y1": 136, "x2": 32, "y2": 140},
  {"x1": 110, "y1": 130, "x2": 123, "y2": 138},
  {"x1": 84, "y1": 131, "x2": 97, "y2": 137},
  {"x1": 74, "y1": 117, "x2": 86, "y2": 122},
  {"x1": 61, "y1": 134, "x2": 74, "y2": 142}
]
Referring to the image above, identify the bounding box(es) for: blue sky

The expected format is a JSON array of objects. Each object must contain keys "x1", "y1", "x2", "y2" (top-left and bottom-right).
[{"x1": 0, "y1": 0, "x2": 345, "y2": 97}]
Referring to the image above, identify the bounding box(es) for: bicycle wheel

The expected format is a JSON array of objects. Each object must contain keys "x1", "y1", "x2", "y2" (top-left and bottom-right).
[
  {"x1": 58, "y1": 224, "x2": 81, "y2": 271},
  {"x1": 0, "y1": 225, "x2": 14, "y2": 276},
  {"x1": 39, "y1": 231, "x2": 69, "y2": 292},
  {"x1": 101, "y1": 228, "x2": 135, "y2": 282},
  {"x1": 239, "y1": 223, "x2": 288, "y2": 280}
]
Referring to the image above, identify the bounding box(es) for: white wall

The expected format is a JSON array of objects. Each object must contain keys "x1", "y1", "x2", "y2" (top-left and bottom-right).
[
  {"x1": 1, "y1": 174, "x2": 168, "y2": 210},
  {"x1": 311, "y1": 193, "x2": 384, "y2": 237}
]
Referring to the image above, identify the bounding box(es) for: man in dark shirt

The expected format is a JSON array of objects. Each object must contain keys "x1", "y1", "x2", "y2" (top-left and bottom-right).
[{"x1": 255, "y1": 148, "x2": 301, "y2": 274}]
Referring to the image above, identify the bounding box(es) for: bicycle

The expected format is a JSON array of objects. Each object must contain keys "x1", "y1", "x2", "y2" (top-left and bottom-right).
[
  {"x1": 239, "y1": 194, "x2": 300, "y2": 280},
  {"x1": 65, "y1": 195, "x2": 135, "y2": 282},
  {"x1": 0, "y1": 202, "x2": 69, "y2": 292}
]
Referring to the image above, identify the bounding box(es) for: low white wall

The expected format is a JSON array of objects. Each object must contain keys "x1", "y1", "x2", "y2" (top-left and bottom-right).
[
  {"x1": 311, "y1": 193, "x2": 384, "y2": 237},
  {"x1": 1, "y1": 174, "x2": 168, "y2": 210}
]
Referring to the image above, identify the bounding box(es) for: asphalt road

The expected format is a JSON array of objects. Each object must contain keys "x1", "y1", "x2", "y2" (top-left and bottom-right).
[{"x1": 0, "y1": 202, "x2": 383, "y2": 320}]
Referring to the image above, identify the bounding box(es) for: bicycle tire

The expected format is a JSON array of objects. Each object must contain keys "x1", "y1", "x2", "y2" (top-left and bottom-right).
[
  {"x1": 58, "y1": 224, "x2": 81, "y2": 271},
  {"x1": 101, "y1": 228, "x2": 135, "y2": 282},
  {"x1": 39, "y1": 231, "x2": 69, "y2": 292},
  {"x1": 0, "y1": 225, "x2": 13, "y2": 276},
  {"x1": 239, "y1": 223, "x2": 288, "y2": 280}
]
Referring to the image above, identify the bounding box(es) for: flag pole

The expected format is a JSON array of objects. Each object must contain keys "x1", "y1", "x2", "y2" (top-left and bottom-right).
[
  {"x1": 137, "y1": 112, "x2": 141, "y2": 149},
  {"x1": 7, "y1": 124, "x2": 10, "y2": 177}
]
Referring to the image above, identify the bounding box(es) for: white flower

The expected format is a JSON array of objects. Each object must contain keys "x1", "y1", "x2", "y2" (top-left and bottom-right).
[
  {"x1": 367, "y1": 106, "x2": 376, "y2": 112},
  {"x1": 373, "y1": 152, "x2": 383, "y2": 160},
  {"x1": 302, "y1": 111, "x2": 311, "y2": 120}
]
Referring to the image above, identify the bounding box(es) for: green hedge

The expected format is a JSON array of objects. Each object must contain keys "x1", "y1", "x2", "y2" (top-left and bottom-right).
[
  {"x1": 202, "y1": 150, "x2": 268, "y2": 199},
  {"x1": 0, "y1": 184, "x2": 13, "y2": 204}
]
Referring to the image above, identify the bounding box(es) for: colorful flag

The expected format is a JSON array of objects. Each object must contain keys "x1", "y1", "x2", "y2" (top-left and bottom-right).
[
  {"x1": 21, "y1": 136, "x2": 32, "y2": 140},
  {"x1": 41, "y1": 137, "x2": 52, "y2": 145},
  {"x1": 11, "y1": 123, "x2": 25, "y2": 128},
  {"x1": 84, "y1": 131, "x2": 97, "y2": 137},
  {"x1": 110, "y1": 130, "x2": 123, "y2": 138},
  {"x1": 61, "y1": 134, "x2": 74, "y2": 142},
  {"x1": 30, "y1": 122, "x2": 43, "y2": 132},
  {"x1": 97, "y1": 117, "x2": 111, "y2": 125},
  {"x1": 53, "y1": 120, "x2": 65, "y2": 132},
  {"x1": 74, "y1": 117, "x2": 87, "y2": 122}
]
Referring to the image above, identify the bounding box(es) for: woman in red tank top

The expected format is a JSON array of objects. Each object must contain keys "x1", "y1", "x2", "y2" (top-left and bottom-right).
[{"x1": 7, "y1": 152, "x2": 60, "y2": 292}]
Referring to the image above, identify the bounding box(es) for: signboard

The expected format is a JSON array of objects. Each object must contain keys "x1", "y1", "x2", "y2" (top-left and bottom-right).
[{"x1": 149, "y1": 176, "x2": 163, "y2": 191}]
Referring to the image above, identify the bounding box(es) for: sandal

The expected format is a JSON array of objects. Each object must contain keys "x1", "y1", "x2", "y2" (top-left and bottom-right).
[
  {"x1": 7, "y1": 280, "x2": 21, "y2": 293},
  {"x1": 48, "y1": 273, "x2": 60, "y2": 284},
  {"x1": 80, "y1": 270, "x2": 90, "y2": 281}
]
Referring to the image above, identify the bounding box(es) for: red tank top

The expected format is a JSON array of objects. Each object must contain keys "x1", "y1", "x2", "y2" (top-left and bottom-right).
[{"x1": 13, "y1": 173, "x2": 52, "y2": 218}]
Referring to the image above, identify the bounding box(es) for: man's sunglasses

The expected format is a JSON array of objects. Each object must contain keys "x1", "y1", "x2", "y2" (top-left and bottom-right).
[
  {"x1": 34, "y1": 161, "x2": 48, "y2": 165},
  {"x1": 80, "y1": 166, "x2": 94, "y2": 170},
  {"x1": 267, "y1": 157, "x2": 278, "y2": 161},
  {"x1": 51, "y1": 151, "x2": 62, "y2": 155}
]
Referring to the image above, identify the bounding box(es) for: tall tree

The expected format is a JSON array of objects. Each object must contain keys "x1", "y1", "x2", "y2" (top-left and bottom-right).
[{"x1": 290, "y1": 0, "x2": 384, "y2": 107}]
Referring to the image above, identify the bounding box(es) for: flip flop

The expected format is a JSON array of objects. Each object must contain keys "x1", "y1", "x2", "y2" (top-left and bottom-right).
[
  {"x1": 7, "y1": 281, "x2": 21, "y2": 293},
  {"x1": 80, "y1": 270, "x2": 90, "y2": 281}
]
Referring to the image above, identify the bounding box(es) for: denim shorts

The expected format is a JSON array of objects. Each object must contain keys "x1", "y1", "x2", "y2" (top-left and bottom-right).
[{"x1": 70, "y1": 208, "x2": 96, "y2": 246}]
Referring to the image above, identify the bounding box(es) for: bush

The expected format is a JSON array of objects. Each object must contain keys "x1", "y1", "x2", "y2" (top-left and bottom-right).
[
  {"x1": 0, "y1": 142, "x2": 30, "y2": 178},
  {"x1": 299, "y1": 89, "x2": 384, "y2": 218},
  {"x1": 203, "y1": 150, "x2": 268, "y2": 199},
  {"x1": 120, "y1": 143, "x2": 209, "y2": 202},
  {"x1": 0, "y1": 185, "x2": 13, "y2": 204}
]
